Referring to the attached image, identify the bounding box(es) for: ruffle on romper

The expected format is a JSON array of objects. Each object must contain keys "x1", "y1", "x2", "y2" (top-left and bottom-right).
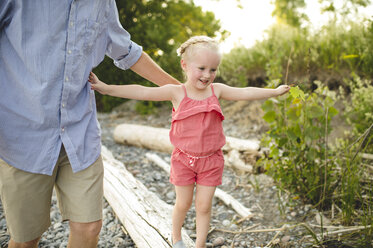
[{"x1": 171, "y1": 97, "x2": 225, "y2": 122}]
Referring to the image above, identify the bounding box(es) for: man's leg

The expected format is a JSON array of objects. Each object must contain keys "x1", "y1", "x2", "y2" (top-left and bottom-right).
[
  {"x1": 55, "y1": 148, "x2": 104, "y2": 248},
  {"x1": 67, "y1": 220, "x2": 102, "y2": 248},
  {"x1": 8, "y1": 237, "x2": 40, "y2": 248},
  {"x1": 0, "y1": 158, "x2": 56, "y2": 246}
]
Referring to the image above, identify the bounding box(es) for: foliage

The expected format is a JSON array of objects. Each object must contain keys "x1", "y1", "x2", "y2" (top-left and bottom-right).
[
  {"x1": 336, "y1": 124, "x2": 372, "y2": 246},
  {"x1": 341, "y1": 76, "x2": 373, "y2": 135},
  {"x1": 338, "y1": 76, "x2": 373, "y2": 154},
  {"x1": 312, "y1": 18, "x2": 373, "y2": 80},
  {"x1": 260, "y1": 82, "x2": 339, "y2": 207},
  {"x1": 219, "y1": 18, "x2": 373, "y2": 90},
  {"x1": 271, "y1": 0, "x2": 372, "y2": 27},
  {"x1": 319, "y1": 0, "x2": 372, "y2": 15},
  {"x1": 260, "y1": 82, "x2": 373, "y2": 245},
  {"x1": 93, "y1": 0, "x2": 227, "y2": 112},
  {"x1": 272, "y1": 0, "x2": 307, "y2": 27},
  {"x1": 219, "y1": 23, "x2": 312, "y2": 87}
]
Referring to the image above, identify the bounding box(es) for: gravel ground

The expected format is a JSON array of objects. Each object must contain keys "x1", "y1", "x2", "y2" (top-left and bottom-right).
[{"x1": 0, "y1": 100, "x2": 318, "y2": 248}]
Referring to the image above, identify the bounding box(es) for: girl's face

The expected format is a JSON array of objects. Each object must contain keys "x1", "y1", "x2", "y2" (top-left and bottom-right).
[{"x1": 182, "y1": 47, "x2": 221, "y2": 90}]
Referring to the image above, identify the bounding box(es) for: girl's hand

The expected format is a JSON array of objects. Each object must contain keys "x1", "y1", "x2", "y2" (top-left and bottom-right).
[
  {"x1": 276, "y1": 85, "x2": 291, "y2": 96},
  {"x1": 88, "y1": 72, "x2": 109, "y2": 95}
]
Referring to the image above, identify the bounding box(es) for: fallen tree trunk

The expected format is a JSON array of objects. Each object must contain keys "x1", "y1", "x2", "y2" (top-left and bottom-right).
[
  {"x1": 114, "y1": 123, "x2": 259, "y2": 172},
  {"x1": 361, "y1": 153, "x2": 373, "y2": 160},
  {"x1": 145, "y1": 152, "x2": 253, "y2": 219},
  {"x1": 102, "y1": 146, "x2": 195, "y2": 248},
  {"x1": 114, "y1": 124, "x2": 173, "y2": 153}
]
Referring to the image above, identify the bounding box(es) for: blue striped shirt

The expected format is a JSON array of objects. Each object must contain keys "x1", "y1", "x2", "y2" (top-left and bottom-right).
[{"x1": 0, "y1": 0, "x2": 142, "y2": 175}]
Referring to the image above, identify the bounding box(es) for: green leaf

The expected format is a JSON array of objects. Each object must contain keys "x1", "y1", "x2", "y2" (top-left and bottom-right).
[
  {"x1": 287, "y1": 106, "x2": 300, "y2": 120},
  {"x1": 308, "y1": 105, "x2": 324, "y2": 118},
  {"x1": 270, "y1": 147, "x2": 279, "y2": 157},
  {"x1": 306, "y1": 148, "x2": 317, "y2": 161},
  {"x1": 279, "y1": 137, "x2": 288, "y2": 146},
  {"x1": 263, "y1": 110, "x2": 277, "y2": 123},
  {"x1": 289, "y1": 86, "x2": 305, "y2": 101},
  {"x1": 293, "y1": 123, "x2": 301, "y2": 137},
  {"x1": 287, "y1": 129, "x2": 298, "y2": 141},
  {"x1": 328, "y1": 107, "x2": 338, "y2": 118},
  {"x1": 262, "y1": 99, "x2": 275, "y2": 112},
  {"x1": 342, "y1": 54, "x2": 359, "y2": 59}
]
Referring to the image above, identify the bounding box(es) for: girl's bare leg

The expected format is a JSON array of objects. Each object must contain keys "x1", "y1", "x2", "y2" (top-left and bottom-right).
[
  {"x1": 195, "y1": 185, "x2": 216, "y2": 248},
  {"x1": 172, "y1": 184, "x2": 194, "y2": 244}
]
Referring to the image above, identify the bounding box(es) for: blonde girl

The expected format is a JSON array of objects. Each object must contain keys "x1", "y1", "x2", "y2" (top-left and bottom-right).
[{"x1": 89, "y1": 35, "x2": 290, "y2": 248}]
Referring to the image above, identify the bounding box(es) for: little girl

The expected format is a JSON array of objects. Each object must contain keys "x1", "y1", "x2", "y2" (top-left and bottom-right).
[{"x1": 89, "y1": 36, "x2": 290, "y2": 248}]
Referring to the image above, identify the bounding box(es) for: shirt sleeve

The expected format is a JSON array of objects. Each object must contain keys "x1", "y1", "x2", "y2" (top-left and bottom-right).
[
  {"x1": 0, "y1": 0, "x2": 13, "y2": 30},
  {"x1": 105, "y1": 0, "x2": 142, "y2": 70}
]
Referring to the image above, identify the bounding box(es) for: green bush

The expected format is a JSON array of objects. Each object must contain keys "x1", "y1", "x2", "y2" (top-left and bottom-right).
[
  {"x1": 341, "y1": 75, "x2": 373, "y2": 139},
  {"x1": 260, "y1": 82, "x2": 372, "y2": 245},
  {"x1": 260, "y1": 82, "x2": 339, "y2": 207}
]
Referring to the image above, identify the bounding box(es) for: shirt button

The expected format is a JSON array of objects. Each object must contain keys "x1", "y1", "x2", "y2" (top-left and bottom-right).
[
  {"x1": 62, "y1": 104, "x2": 65, "y2": 108},
  {"x1": 65, "y1": 77, "x2": 69, "y2": 82},
  {"x1": 70, "y1": 22, "x2": 74, "y2": 27},
  {"x1": 68, "y1": 50, "x2": 72, "y2": 54},
  {"x1": 61, "y1": 128, "x2": 65, "y2": 132}
]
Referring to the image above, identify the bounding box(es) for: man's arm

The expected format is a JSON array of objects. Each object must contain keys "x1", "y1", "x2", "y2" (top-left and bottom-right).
[
  {"x1": 130, "y1": 52, "x2": 180, "y2": 86},
  {"x1": 105, "y1": 0, "x2": 180, "y2": 86}
]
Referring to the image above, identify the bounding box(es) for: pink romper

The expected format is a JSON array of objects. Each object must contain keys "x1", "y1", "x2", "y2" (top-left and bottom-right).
[{"x1": 169, "y1": 84, "x2": 226, "y2": 186}]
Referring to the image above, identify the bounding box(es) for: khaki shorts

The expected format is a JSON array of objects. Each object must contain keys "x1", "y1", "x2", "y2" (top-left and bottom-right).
[{"x1": 0, "y1": 146, "x2": 104, "y2": 243}]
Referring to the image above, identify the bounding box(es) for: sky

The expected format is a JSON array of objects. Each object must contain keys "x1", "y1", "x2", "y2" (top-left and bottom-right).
[{"x1": 194, "y1": 0, "x2": 373, "y2": 53}]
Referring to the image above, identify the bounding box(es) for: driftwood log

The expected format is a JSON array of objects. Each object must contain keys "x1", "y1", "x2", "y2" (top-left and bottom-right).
[
  {"x1": 102, "y1": 146, "x2": 195, "y2": 248},
  {"x1": 145, "y1": 152, "x2": 253, "y2": 219},
  {"x1": 113, "y1": 123, "x2": 260, "y2": 172},
  {"x1": 361, "y1": 153, "x2": 373, "y2": 160}
]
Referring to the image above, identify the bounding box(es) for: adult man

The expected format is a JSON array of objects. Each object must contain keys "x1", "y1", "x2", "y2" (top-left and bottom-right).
[{"x1": 0, "y1": 1, "x2": 179, "y2": 247}]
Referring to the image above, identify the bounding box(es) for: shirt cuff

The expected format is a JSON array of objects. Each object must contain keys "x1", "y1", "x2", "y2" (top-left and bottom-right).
[{"x1": 113, "y1": 41, "x2": 143, "y2": 70}]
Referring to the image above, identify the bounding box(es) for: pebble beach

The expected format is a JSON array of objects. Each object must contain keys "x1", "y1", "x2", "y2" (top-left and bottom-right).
[{"x1": 1, "y1": 100, "x2": 316, "y2": 247}]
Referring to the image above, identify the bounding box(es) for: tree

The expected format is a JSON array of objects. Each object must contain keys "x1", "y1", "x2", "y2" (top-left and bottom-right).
[
  {"x1": 271, "y1": 0, "x2": 371, "y2": 27},
  {"x1": 319, "y1": 0, "x2": 371, "y2": 16},
  {"x1": 272, "y1": 0, "x2": 307, "y2": 27},
  {"x1": 94, "y1": 0, "x2": 227, "y2": 112}
]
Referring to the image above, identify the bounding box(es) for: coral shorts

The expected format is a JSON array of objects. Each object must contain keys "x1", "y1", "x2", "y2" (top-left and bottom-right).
[{"x1": 170, "y1": 148, "x2": 225, "y2": 186}]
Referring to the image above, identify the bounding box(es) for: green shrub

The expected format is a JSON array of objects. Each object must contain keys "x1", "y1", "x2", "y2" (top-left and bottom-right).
[
  {"x1": 341, "y1": 75, "x2": 373, "y2": 139},
  {"x1": 260, "y1": 82, "x2": 339, "y2": 208},
  {"x1": 260, "y1": 81, "x2": 372, "y2": 245}
]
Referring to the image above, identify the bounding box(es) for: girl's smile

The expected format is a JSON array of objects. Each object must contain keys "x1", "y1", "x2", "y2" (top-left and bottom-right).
[{"x1": 182, "y1": 47, "x2": 221, "y2": 91}]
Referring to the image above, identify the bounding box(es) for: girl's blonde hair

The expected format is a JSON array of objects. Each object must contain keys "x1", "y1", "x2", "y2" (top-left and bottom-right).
[{"x1": 176, "y1": 36, "x2": 220, "y2": 60}]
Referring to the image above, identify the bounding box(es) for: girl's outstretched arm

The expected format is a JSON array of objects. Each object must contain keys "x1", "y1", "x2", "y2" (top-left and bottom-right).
[
  {"x1": 214, "y1": 83, "x2": 290, "y2": 101},
  {"x1": 88, "y1": 72, "x2": 176, "y2": 102}
]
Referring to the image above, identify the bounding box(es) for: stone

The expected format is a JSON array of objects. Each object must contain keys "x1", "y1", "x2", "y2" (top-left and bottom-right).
[
  {"x1": 222, "y1": 219, "x2": 231, "y2": 226},
  {"x1": 281, "y1": 235, "x2": 291, "y2": 243},
  {"x1": 212, "y1": 236, "x2": 225, "y2": 246}
]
